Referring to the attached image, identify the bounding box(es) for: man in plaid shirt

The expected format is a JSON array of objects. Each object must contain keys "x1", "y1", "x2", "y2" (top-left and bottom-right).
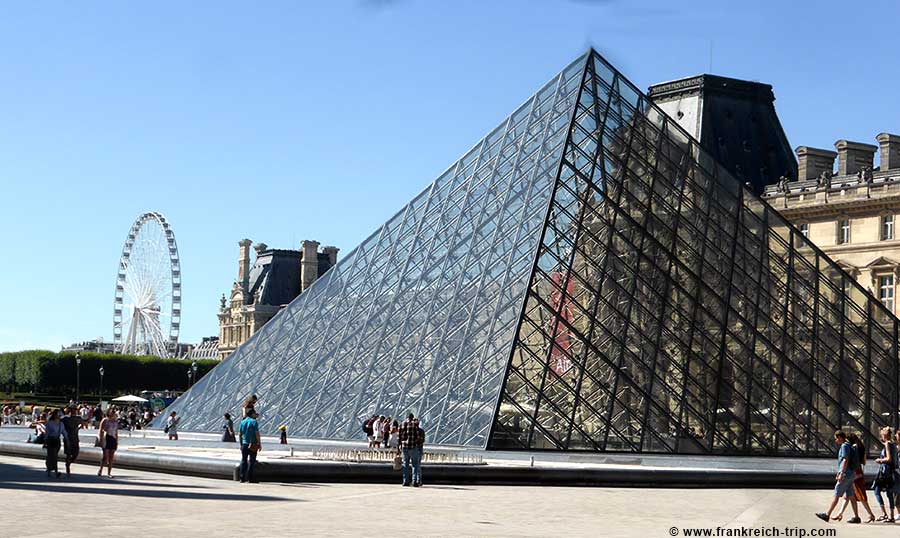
[{"x1": 398, "y1": 413, "x2": 418, "y2": 486}]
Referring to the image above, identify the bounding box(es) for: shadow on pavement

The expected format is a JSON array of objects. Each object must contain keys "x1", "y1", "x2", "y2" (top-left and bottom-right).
[
  {"x1": 0, "y1": 481, "x2": 298, "y2": 502},
  {"x1": 0, "y1": 463, "x2": 205, "y2": 489},
  {"x1": 0, "y1": 462, "x2": 295, "y2": 501}
]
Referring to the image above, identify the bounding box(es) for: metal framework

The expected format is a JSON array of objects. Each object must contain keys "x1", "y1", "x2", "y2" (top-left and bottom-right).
[
  {"x1": 157, "y1": 50, "x2": 899, "y2": 456},
  {"x1": 113, "y1": 211, "x2": 182, "y2": 358}
]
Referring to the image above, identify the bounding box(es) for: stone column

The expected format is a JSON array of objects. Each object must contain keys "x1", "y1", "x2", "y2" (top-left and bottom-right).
[
  {"x1": 301, "y1": 240, "x2": 321, "y2": 291},
  {"x1": 238, "y1": 239, "x2": 252, "y2": 292}
]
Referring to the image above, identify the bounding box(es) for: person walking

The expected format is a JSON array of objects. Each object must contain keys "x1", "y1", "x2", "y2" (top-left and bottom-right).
[
  {"x1": 61, "y1": 406, "x2": 87, "y2": 475},
  {"x1": 97, "y1": 408, "x2": 118, "y2": 478},
  {"x1": 238, "y1": 408, "x2": 261, "y2": 483},
  {"x1": 166, "y1": 411, "x2": 181, "y2": 440},
  {"x1": 816, "y1": 430, "x2": 861, "y2": 523},
  {"x1": 833, "y1": 432, "x2": 876, "y2": 522},
  {"x1": 412, "y1": 418, "x2": 425, "y2": 487},
  {"x1": 222, "y1": 413, "x2": 236, "y2": 442},
  {"x1": 874, "y1": 426, "x2": 898, "y2": 522},
  {"x1": 43, "y1": 409, "x2": 68, "y2": 478}
]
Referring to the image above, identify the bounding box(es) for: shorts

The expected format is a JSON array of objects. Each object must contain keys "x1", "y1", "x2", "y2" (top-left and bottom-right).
[
  {"x1": 834, "y1": 473, "x2": 855, "y2": 497},
  {"x1": 63, "y1": 441, "x2": 80, "y2": 458},
  {"x1": 104, "y1": 436, "x2": 118, "y2": 451}
]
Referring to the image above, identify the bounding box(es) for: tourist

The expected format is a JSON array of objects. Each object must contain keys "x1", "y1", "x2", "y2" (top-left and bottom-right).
[
  {"x1": 79, "y1": 404, "x2": 90, "y2": 423},
  {"x1": 43, "y1": 409, "x2": 68, "y2": 478},
  {"x1": 363, "y1": 415, "x2": 377, "y2": 447},
  {"x1": 91, "y1": 405, "x2": 103, "y2": 429},
  {"x1": 222, "y1": 413, "x2": 236, "y2": 442},
  {"x1": 833, "y1": 432, "x2": 876, "y2": 522},
  {"x1": 874, "y1": 426, "x2": 898, "y2": 522},
  {"x1": 412, "y1": 418, "x2": 425, "y2": 487},
  {"x1": 61, "y1": 406, "x2": 87, "y2": 476},
  {"x1": 128, "y1": 408, "x2": 138, "y2": 431},
  {"x1": 166, "y1": 411, "x2": 181, "y2": 440},
  {"x1": 374, "y1": 415, "x2": 387, "y2": 448},
  {"x1": 97, "y1": 408, "x2": 118, "y2": 478},
  {"x1": 398, "y1": 413, "x2": 417, "y2": 487},
  {"x1": 242, "y1": 394, "x2": 258, "y2": 418},
  {"x1": 816, "y1": 430, "x2": 861, "y2": 523},
  {"x1": 279, "y1": 424, "x2": 287, "y2": 445},
  {"x1": 388, "y1": 420, "x2": 399, "y2": 451},
  {"x1": 238, "y1": 408, "x2": 261, "y2": 483}
]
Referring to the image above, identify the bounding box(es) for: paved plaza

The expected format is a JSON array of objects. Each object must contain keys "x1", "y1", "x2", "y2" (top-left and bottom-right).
[{"x1": 0, "y1": 453, "x2": 896, "y2": 538}]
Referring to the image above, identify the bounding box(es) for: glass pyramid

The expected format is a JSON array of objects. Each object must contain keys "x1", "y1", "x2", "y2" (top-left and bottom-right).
[{"x1": 160, "y1": 50, "x2": 899, "y2": 456}]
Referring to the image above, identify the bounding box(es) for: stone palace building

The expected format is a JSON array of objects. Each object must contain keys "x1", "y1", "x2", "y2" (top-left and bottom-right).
[
  {"x1": 217, "y1": 239, "x2": 338, "y2": 359},
  {"x1": 763, "y1": 134, "x2": 900, "y2": 316}
]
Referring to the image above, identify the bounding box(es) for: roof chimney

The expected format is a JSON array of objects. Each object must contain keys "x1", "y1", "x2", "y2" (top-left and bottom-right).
[
  {"x1": 834, "y1": 139, "x2": 877, "y2": 176},
  {"x1": 300, "y1": 240, "x2": 321, "y2": 292},
  {"x1": 238, "y1": 239, "x2": 252, "y2": 292},
  {"x1": 876, "y1": 133, "x2": 900, "y2": 171},
  {"x1": 795, "y1": 146, "x2": 837, "y2": 180},
  {"x1": 322, "y1": 246, "x2": 339, "y2": 267}
]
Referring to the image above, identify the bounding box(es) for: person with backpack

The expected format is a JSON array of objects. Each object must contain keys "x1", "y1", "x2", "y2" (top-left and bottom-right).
[
  {"x1": 874, "y1": 426, "x2": 899, "y2": 522},
  {"x1": 817, "y1": 430, "x2": 861, "y2": 523}
]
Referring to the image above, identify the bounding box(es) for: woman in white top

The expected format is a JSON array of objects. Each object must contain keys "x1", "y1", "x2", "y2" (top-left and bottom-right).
[
  {"x1": 97, "y1": 408, "x2": 118, "y2": 478},
  {"x1": 372, "y1": 415, "x2": 384, "y2": 448},
  {"x1": 166, "y1": 411, "x2": 181, "y2": 440}
]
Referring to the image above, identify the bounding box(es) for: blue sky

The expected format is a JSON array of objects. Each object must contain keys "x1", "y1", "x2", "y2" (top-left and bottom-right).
[{"x1": 1, "y1": 0, "x2": 897, "y2": 352}]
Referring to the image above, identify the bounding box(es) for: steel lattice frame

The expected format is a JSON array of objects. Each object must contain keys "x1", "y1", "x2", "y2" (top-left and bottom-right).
[
  {"x1": 156, "y1": 50, "x2": 900, "y2": 457},
  {"x1": 113, "y1": 211, "x2": 182, "y2": 358}
]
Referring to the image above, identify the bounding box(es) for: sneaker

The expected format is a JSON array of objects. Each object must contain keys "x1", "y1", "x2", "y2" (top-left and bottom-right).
[
  {"x1": 402, "y1": 483, "x2": 410, "y2": 487},
  {"x1": 815, "y1": 513, "x2": 829, "y2": 522},
  {"x1": 413, "y1": 483, "x2": 421, "y2": 488},
  {"x1": 847, "y1": 517, "x2": 861, "y2": 524}
]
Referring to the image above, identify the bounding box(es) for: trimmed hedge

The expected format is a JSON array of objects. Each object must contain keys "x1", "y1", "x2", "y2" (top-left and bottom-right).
[{"x1": 0, "y1": 350, "x2": 216, "y2": 396}]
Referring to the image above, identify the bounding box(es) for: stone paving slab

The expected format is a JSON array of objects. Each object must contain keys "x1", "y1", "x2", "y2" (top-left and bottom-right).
[{"x1": 0, "y1": 454, "x2": 893, "y2": 538}]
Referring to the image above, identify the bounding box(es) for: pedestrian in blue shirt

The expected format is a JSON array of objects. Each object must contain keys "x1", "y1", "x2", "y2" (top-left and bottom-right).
[
  {"x1": 816, "y1": 430, "x2": 861, "y2": 523},
  {"x1": 238, "y1": 408, "x2": 262, "y2": 483}
]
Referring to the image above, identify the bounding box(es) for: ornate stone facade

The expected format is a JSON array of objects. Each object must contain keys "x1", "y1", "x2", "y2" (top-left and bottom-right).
[
  {"x1": 217, "y1": 239, "x2": 338, "y2": 360},
  {"x1": 763, "y1": 133, "x2": 900, "y2": 316}
]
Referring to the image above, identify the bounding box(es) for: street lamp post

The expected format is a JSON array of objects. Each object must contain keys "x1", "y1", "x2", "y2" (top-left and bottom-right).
[
  {"x1": 187, "y1": 368, "x2": 192, "y2": 388},
  {"x1": 75, "y1": 353, "x2": 81, "y2": 403},
  {"x1": 99, "y1": 365, "x2": 105, "y2": 406},
  {"x1": 191, "y1": 361, "x2": 198, "y2": 388}
]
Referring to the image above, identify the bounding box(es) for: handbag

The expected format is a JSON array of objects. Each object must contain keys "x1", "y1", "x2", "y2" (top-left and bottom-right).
[
  {"x1": 875, "y1": 463, "x2": 894, "y2": 488},
  {"x1": 392, "y1": 453, "x2": 402, "y2": 471}
]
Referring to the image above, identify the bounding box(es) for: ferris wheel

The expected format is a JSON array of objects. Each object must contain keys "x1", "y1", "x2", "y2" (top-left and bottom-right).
[{"x1": 113, "y1": 211, "x2": 182, "y2": 358}]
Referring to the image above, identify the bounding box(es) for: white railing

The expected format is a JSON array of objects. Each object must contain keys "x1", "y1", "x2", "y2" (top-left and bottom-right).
[{"x1": 310, "y1": 448, "x2": 483, "y2": 465}]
